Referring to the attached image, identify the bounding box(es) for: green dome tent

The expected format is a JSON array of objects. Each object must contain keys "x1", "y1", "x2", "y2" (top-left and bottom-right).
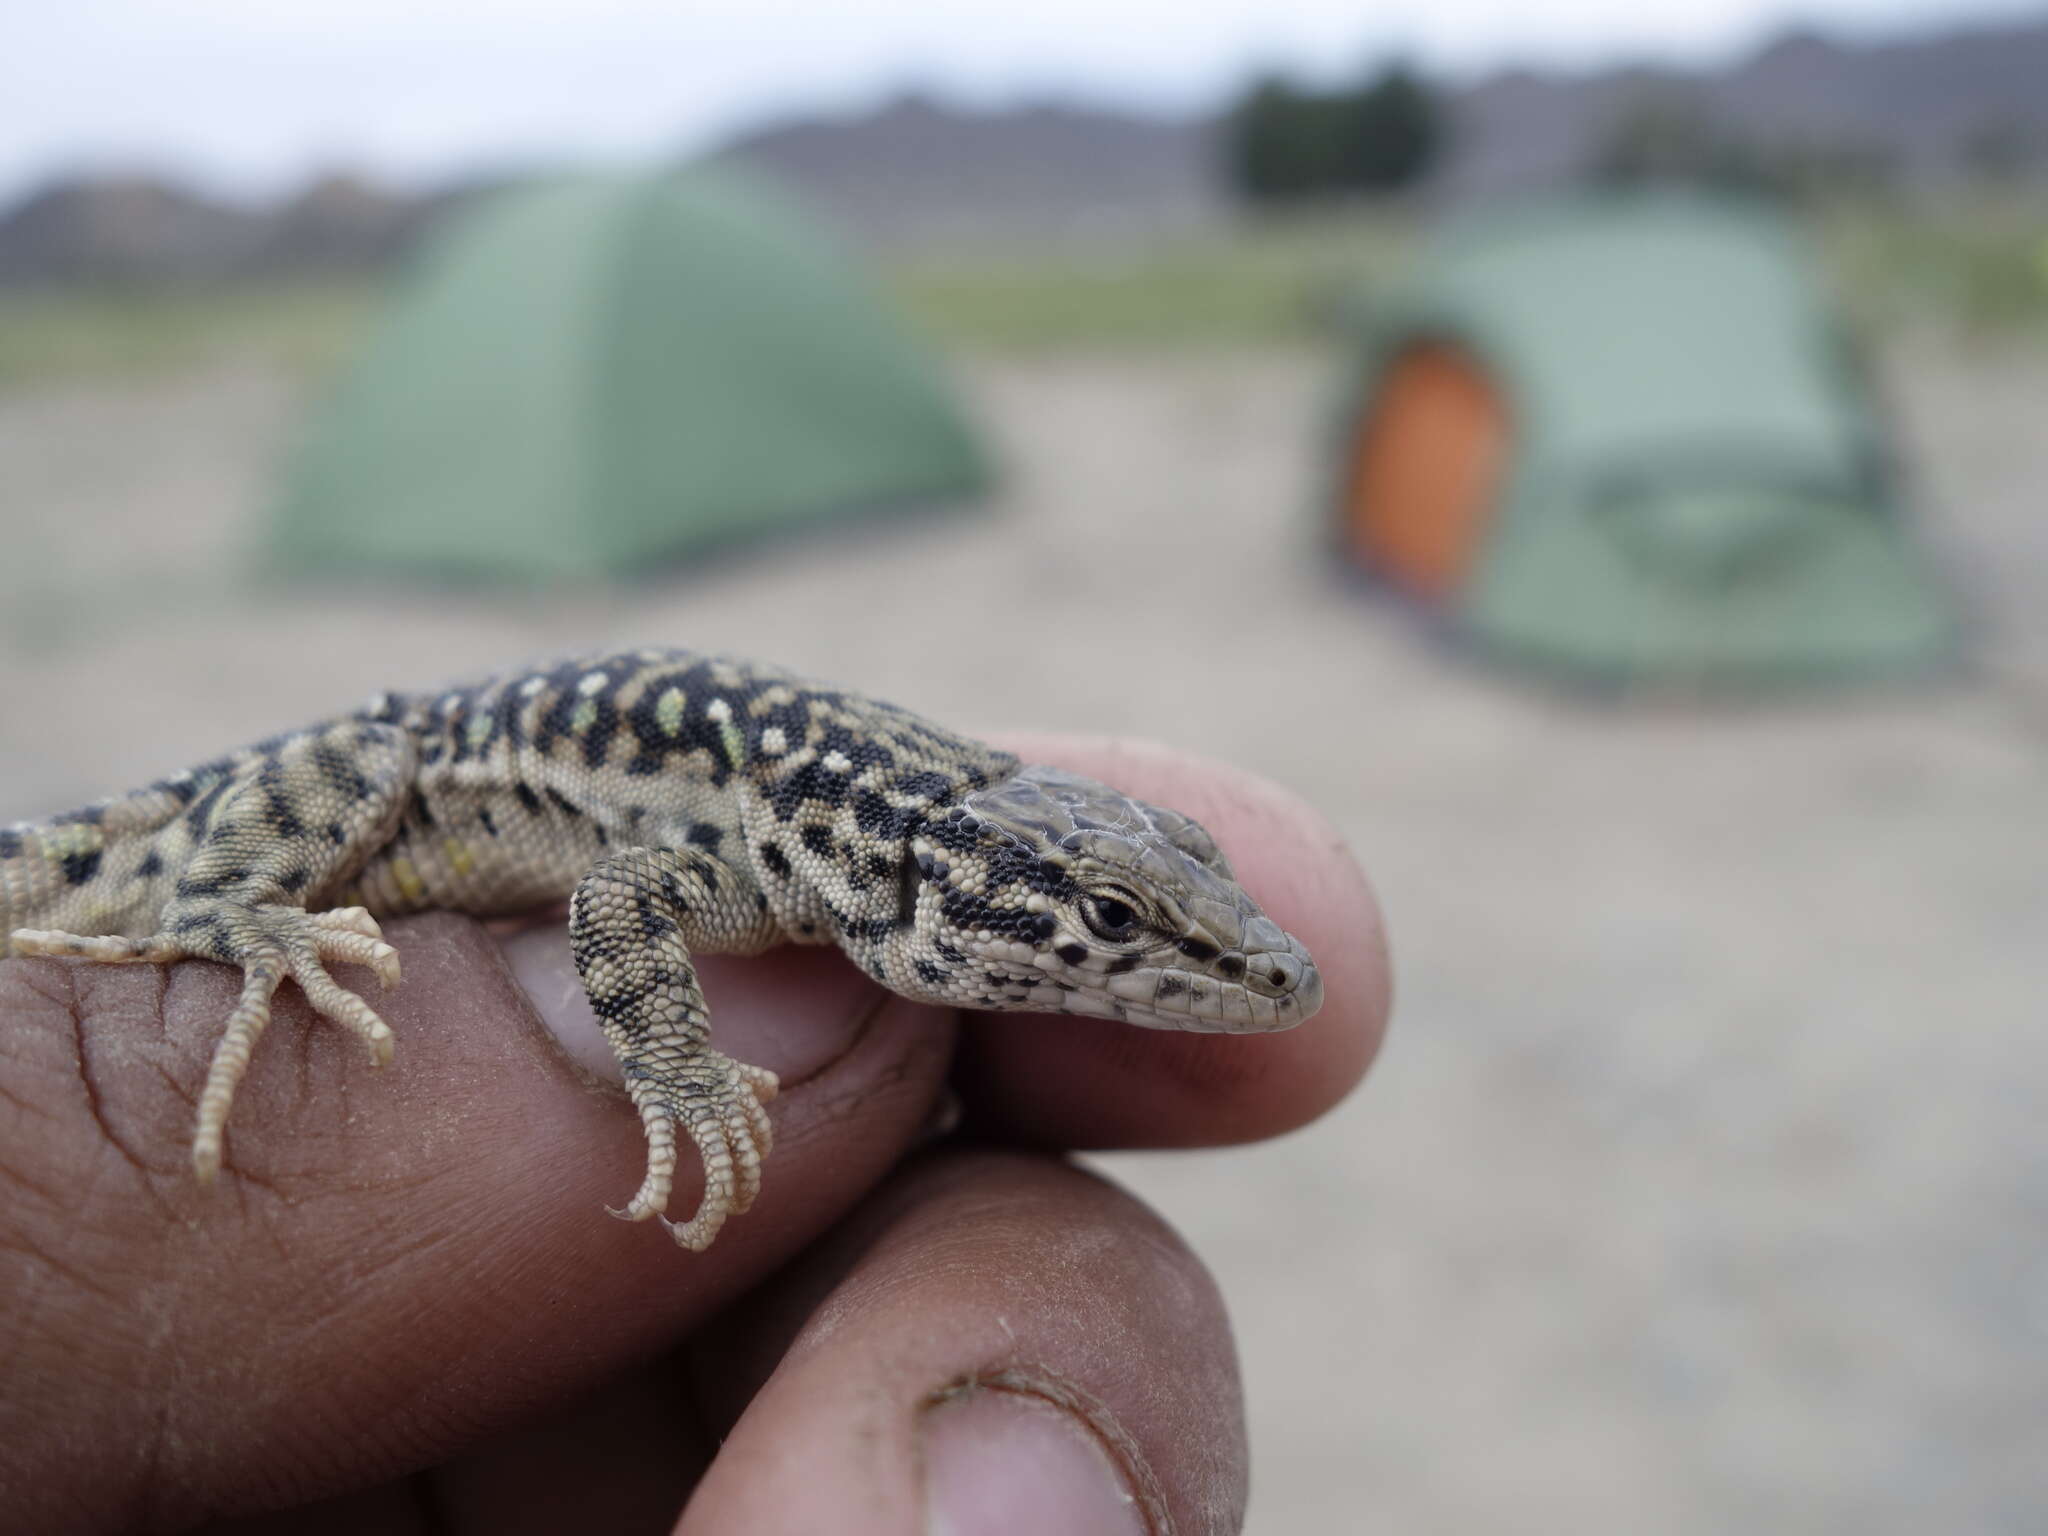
[
  {"x1": 1333, "y1": 191, "x2": 1949, "y2": 681},
  {"x1": 274, "y1": 168, "x2": 988, "y2": 580}
]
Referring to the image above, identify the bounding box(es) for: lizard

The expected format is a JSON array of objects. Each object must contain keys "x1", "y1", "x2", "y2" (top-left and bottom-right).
[{"x1": 1, "y1": 647, "x2": 1323, "y2": 1251}]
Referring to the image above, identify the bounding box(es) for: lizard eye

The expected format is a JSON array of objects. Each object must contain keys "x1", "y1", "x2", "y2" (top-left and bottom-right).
[{"x1": 1082, "y1": 894, "x2": 1140, "y2": 941}]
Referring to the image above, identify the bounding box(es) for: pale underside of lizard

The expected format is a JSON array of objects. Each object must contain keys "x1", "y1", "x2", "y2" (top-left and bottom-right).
[{"x1": 1, "y1": 648, "x2": 1323, "y2": 1250}]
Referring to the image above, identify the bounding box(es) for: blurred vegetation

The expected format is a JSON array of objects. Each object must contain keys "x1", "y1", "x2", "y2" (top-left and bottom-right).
[
  {"x1": 0, "y1": 199, "x2": 2043, "y2": 390},
  {"x1": 1817, "y1": 198, "x2": 2048, "y2": 336},
  {"x1": 1228, "y1": 64, "x2": 1441, "y2": 203},
  {"x1": 0, "y1": 282, "x2": 377, "y2": 388},
  {"x1": 888, "y1": 211, "x2": 1417, "y2": 349}
]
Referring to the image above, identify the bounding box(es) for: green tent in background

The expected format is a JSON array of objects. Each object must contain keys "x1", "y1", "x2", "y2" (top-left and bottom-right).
[
  {"x1": 1333, "y1": 190, "x2": 1949, "y2": 681},
  {"x1": 274, "y1": 168, "x2": 988, "y2": 580}
]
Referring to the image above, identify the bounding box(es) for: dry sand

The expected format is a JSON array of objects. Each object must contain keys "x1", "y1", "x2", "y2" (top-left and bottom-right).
[{"x1": 1, "y1": 340, "x2": 2043, "y2": 1533}]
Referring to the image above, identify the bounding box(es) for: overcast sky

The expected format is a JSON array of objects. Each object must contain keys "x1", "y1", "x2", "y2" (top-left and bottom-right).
[{"x1": 4, "y1": 0, "x2": 2034, "y2": 203}]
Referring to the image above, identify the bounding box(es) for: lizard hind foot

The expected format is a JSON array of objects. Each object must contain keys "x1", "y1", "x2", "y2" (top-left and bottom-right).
[
  {"x1": 19, "y1": 906, "x2": 404, "y2": 1183},
  {"x1": 190, "y1": 919, "x2": 403, "y2": 1179},
  {"x1": 185, "y1": 905, "x2": 404, "y2": 1180},
  {"x1": 611, "y1": 1053, "x2": 779, "y2": 1253}
]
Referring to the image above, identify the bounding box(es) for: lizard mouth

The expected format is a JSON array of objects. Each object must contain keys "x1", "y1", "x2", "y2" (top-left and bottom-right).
[{"x1": 1056, "y1": 936, "x2": 1324, "y2": 1035}]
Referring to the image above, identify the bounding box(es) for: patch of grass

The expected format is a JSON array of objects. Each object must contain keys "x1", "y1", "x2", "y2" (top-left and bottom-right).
[
  {"x1": 888, "y1": 210, "x2": 1418, "y2": 350},
  {"x1": 0, "y1": 281, "x2": 381, "y2": 390},
  {"x1": 1812, "y1": 196, "x2": 2048, "y2": 340}
]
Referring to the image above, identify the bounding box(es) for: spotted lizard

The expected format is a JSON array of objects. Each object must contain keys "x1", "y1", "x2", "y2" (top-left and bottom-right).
[{"x1": 1, "y1": 648, "x2": 1323, "y2": 1250}]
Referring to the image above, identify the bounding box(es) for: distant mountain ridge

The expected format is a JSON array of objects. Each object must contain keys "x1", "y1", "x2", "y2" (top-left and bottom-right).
[
  {"x1": 2, "y1": 12, "x2": 2042, "y2": 285},
  {"x1": 711, "y1": 93, "x2": 1225, "y2": 239},
  {"x1": 1442, "y1": 17, "x2": 2048, "y2": 199}
]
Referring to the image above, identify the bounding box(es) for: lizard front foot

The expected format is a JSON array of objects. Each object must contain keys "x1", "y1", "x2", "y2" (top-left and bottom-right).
[
  {"x1": 612, "y1": 1051, "x2": 779, "y2": 1252},
  {"x1": 11, "y1": 906, "x2": 402, "y2": 1179}
]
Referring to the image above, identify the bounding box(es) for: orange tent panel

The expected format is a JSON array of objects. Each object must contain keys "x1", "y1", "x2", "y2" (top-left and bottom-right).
[{"x1": 1343, "y1": 341, "x2": 1509, "y2": 599}]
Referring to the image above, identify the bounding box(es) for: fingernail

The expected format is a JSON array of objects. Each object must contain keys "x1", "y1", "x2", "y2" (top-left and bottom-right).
[
  {"x1": 495, "y1": 921, "x2": 893, "y2": 1085},
  {"x1": 923, "y1": 1387, "x2": 1148, "y2": 1536}
]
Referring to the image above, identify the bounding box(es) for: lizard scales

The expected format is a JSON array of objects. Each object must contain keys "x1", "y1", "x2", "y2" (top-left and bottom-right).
[{"x1": 2, "y1": 647, "x2": 1323, "y2": 1250}]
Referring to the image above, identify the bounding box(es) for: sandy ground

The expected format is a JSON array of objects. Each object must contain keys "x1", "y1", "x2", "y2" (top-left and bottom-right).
[{"x1": 1, "y1": 341, "x2": 2043, "y2": 1533}]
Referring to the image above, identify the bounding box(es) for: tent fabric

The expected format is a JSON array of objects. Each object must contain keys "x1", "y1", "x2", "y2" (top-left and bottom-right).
[
  {"x1": 1334, "y1": 190, "x2": 1948, "y2": 680},
  {"x1": 274, "y1": 168, "x2": 988, "y2": 580},
  {"x1": 1342, "y1": 341, "x2": 1507, "y2": 597}
]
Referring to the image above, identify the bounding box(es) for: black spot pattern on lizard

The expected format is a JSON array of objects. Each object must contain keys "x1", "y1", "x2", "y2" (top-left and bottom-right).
[
  {"x1": 312, "y1": 739, "x2": 376, "y2": 803},
  {"x1": 686, "y1": 822, "x2": 723, "y2": 852},
  {"x1": 0, "y1": 830, "x2": 21, "y2": 858},
  {"x1": 768, "y1": 758, "x2": 852, "y2": 821},
  {"x1": 635, "y1": 894, "x2": 676, "y2": 941},
  {"x1": 890, "y1": 770, "x2": 956, "y2": 803},
  {"x1": 184, "y1": 778, "x2": 232, "y2": 838},
  {"x1": 852, "y1": 789, "x2": 919, "y2": 842},
  {"x1": 262, "y1": 789, "x2": 307, "y2": 839},
  {"x1": 176, "y1": 867, "x2": 249, "y2": 898},
  {"x1": 744, "y1": 691, "x2": 814, "y2": 759},
  {"x1": 60, "y1": 849, "x2": 103, "y2": 887},
  {"x1": 446, "y1": 688, "x2": 503, "y2": 764},
  {"x1": 154, "y1": 776, "x2": 200, "y2": 808},
  {"x1": 493, "y1": 684, "x2": 530, "y2": 750},
  {"x1": 936, "y1": 883, "x2": 1053, "y2": 946}
]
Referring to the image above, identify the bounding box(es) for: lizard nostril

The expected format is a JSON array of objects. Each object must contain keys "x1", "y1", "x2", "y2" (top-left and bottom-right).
[{"x1": 1269, "y1": 966, "x2": 1288, "y2": 988}]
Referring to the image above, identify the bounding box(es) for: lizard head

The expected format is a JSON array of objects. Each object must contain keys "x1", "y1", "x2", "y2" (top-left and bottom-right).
[{"x1": 896, "y1": 765, "x2": 1322, "y2": 1033}]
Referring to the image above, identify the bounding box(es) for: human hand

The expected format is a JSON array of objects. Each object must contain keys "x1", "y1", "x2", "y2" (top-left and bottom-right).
[{"x1": 0, "y1": 737, "x2": 1388, "y2": 1534}]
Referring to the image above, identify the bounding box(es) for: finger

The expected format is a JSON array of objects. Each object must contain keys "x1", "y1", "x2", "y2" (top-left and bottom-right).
[
  {"x1": 420, "y1": 1357, "x2": 711, "y2": 1536},
  {"x1": 214, "y1": 1359, "x2": 710, "y2": 1536},
  {"x1": 969, "y1": 733, "x2": 1391, "y2": 1147},
  {"x1": 0, "y1": 914, "x2": 952, "y2": 1532},
  {"x1": 681, "y1": 1149, "x2": 1246, "y2": 1536}
]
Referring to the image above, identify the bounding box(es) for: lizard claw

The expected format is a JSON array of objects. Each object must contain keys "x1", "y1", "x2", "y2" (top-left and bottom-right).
[{"x1": 613, "y1": 1054, "x2": 779, "y2": 1252}]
